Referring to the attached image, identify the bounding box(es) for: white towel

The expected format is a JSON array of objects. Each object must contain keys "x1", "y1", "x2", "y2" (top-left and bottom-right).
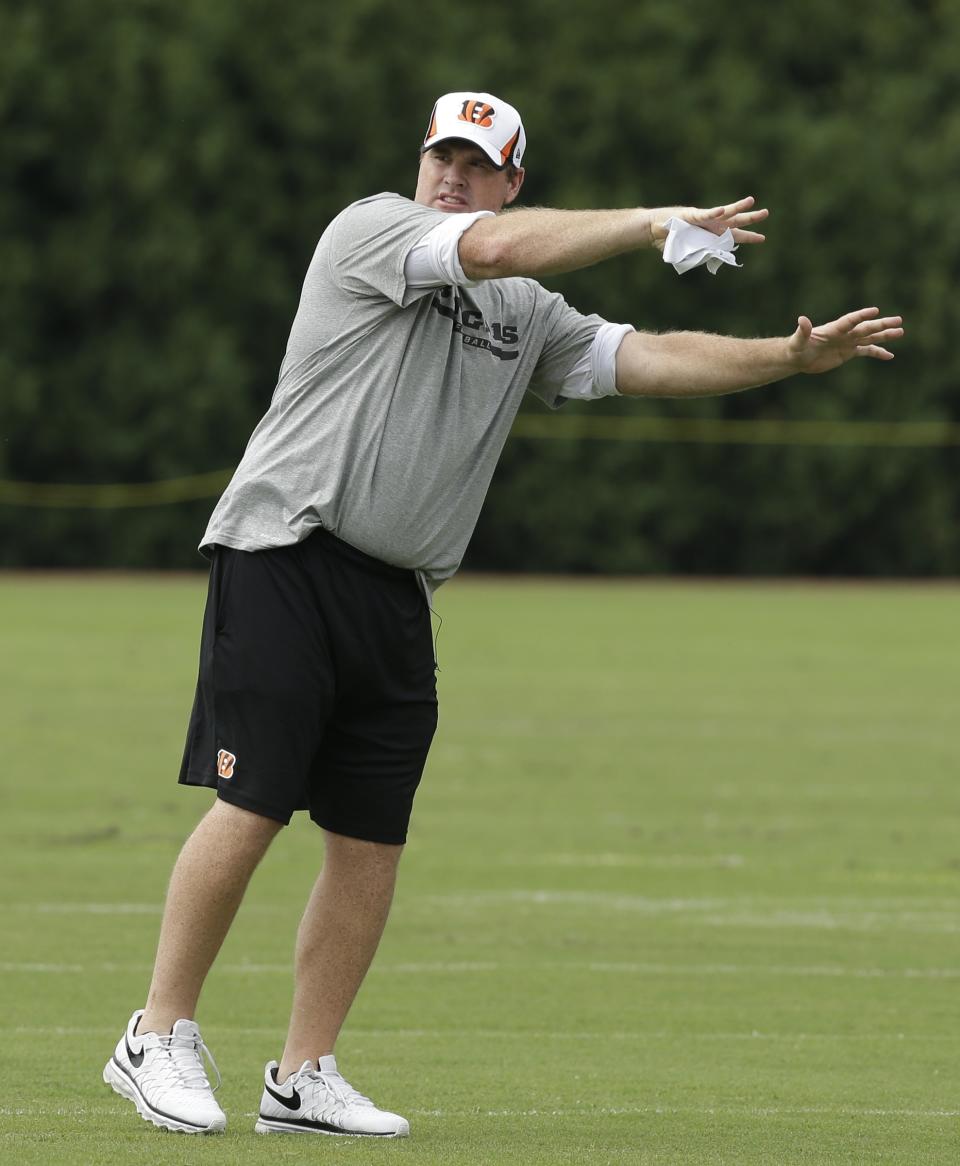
[{"x1": 662, "y1": 217, "x2": 740, "y2": 275}]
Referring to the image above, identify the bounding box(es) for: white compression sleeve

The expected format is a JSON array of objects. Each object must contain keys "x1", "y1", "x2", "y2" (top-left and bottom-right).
[
  {"x1": 557, "y1": 322, "x2": 635, "y2": 401},
  {"x1": 403, "y1": 210, "x2": 496, "y2": 289}
]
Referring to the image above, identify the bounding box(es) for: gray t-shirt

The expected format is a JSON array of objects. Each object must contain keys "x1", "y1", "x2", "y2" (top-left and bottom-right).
[{"x1": 201, "y1": 192, "x2": 609, "y2": 592}]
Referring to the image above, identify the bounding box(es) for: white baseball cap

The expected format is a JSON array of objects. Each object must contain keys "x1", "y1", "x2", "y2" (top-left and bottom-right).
[{"x1": 422, "y1": 92, "x2": 526, "y2": 170}]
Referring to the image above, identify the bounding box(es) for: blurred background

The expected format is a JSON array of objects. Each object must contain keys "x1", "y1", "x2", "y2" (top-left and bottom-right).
[{"x1": 2, "y1": 0, "x2": 957, "y2": 575}]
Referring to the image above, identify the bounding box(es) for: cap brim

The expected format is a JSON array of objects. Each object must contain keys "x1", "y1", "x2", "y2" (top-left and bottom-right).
[{"x1": 421, "y1": 130, "x2": 512, "y2": 170}]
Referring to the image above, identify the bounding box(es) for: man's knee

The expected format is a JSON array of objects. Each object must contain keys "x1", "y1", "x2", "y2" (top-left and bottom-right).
[
  {"x1": 205, "y1": 796, "x2": 285, "y2": 847},
  {"x1": 322, "y1": 829, "x2": 404, "y2": 874}
]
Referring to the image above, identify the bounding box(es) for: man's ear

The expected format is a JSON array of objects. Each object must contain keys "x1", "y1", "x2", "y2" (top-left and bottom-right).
[{"x1": 503, "y1": 167, "x2": 525, "y2": 207}]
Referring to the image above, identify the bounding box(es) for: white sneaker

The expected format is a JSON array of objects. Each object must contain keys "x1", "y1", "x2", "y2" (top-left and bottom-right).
[
  {"x1": 103, "y1": 1009, "x2": 226, "y2": 1134},
  {"x1": 255, "y1": 1055, "x2": 409, "y2": 1138}
]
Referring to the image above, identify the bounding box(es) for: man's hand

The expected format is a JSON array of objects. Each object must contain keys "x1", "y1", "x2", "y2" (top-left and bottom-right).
[
  {"x1": 789, "y1": 307, "x2": 904, "y2": 373},
  {"x1": 650, "y1": 196, "x2": 769, "y2": 251}
]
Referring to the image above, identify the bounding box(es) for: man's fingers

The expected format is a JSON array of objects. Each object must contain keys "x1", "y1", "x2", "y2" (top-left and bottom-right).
[
  {"x1": 729, "y1": 208, "x2": 769, "y2": 226},
  {"x1": 813, "y1": 311, "x2": 903, "y2": 343},
  {"x1": 855, "y1": 345, "x2": 896, "y2": 361},
  {"x1": 850, "y1": 316, "x2": 903, "y2": 337},
  {"x1": 691, "y1": 197, "x2": 768, "y2": 233},
  {"x1": 836, "y1": 306, "x2": 881, "y2": 331},
  {"x1": 730, "y1": 229, "x2": 766, "y2": 245},
  {"x1": 845, "y1": 319, "x2": 904, "y2": 349},
  {"x1": 852, "y1": 325, "x2": 904, "y2": 345},
  {"x1": 718, "y1": 195, "x2": 756, "y2": 216}
]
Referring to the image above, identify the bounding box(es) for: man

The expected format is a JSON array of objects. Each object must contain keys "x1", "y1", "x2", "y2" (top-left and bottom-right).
[{"x1": 103, "y1": 91, "x2": 902, "y2": 1138}]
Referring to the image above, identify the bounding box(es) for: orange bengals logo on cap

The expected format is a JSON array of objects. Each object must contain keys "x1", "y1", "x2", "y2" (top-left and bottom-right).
[
  {"x1": 458, "y1": 99, "x2": 496, "y2": 128},
  {"x1": 216, "y1": 749, "x2": 237, "y2": 779}
]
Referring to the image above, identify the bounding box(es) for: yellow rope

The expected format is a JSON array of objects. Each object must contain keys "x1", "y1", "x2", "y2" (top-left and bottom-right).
[
  {"x1": 0, "y1": 469, "x2": 233, "y2": 508},
  {"x1": 0, "y1": 418, "x2": 955, "y2": 508},
  {"x1": 510, "y1": 415, "x2": 960, "y2": 446}
]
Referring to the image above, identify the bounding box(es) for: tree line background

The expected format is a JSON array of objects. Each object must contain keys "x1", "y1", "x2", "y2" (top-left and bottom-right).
[{"x1": 2, "y1": 0, "x2": 958, "y2": 574}]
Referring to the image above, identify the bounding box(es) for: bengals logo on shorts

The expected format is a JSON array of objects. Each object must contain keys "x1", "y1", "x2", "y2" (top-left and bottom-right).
[
  {"x1": 458, "y1": 99, "x2": 495, "y2": 128},
  {"x1": 216, "y1": 749, "x2": 237, "y2": 779}
]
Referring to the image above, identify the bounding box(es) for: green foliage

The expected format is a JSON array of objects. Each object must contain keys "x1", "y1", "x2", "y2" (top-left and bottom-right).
[{"x1": 1, "y1": 0, "x2": 957, "y2": 571}]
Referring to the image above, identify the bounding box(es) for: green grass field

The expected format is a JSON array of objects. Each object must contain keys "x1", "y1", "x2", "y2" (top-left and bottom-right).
[{"x1": 1, "y1": 573, "x2": 958, "y2": 1164}]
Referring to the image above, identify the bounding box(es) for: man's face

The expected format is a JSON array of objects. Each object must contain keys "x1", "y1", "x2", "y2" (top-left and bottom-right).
[{"x1": 414, "y1": 141, "x2": 524, "y2": 214}]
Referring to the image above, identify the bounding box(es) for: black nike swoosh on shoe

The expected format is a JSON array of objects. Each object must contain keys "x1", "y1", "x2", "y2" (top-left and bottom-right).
[
  {"x1": 263, "y1": 1079, "x2": 302, "y2": 1111},
  {"x1": 124, "y1": 1034, "x2": 144, "y2": 1069}
]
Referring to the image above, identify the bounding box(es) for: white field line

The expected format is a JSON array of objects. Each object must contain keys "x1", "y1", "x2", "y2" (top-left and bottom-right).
[
  {"x1": 429, "y1": 1107, "x2": 960, "y2": 1119},
  {"x1": 6, "y1": 893, "x2": 960, "y2": 914},
  {"x1": 2, "y1": 959, "x2": 958, "y2": 980},
  {"x1": 370, "y1": 961, "x2": 960, "y2": 980},
  {"x1": 4, "y1": 1025, "x2": 955, "y2": 1044},
  {"x1": 6, "y1": 895, "x2": 960, "y2": 939},
  {"x1": 417, "y1": 890, "x2": 960, "y2": 910},
  {"x1": 1, "y1": 903, "x2": 287, "y2": 916},
  {"x1": 0, "y1": 962, "x2": 153, "y2": 974},
  {"x1": 509, "y1": 853, "x2": 747, "y2": 869},
  {"x1": 417, "y1": 1106, "x2": 960, "y2": 1119},
  {"x1": 698, "y1": 911, "x2": 960, "y2": 935},
  {"x1": 0, "y1": 962, "x2": 86, "y2": 973},
  {"x1": 414, "y1": 892, "x2": 960, "y2": 935},
  {"x1": 11, "y1": 900, "x2": 958, "y2": 935},
  {"x1": 9, "y1": 902, "x2": 163, "y2": 914},
  {"x1": 2, "y1": 1104, "x2": 956, "y2": 1120}
]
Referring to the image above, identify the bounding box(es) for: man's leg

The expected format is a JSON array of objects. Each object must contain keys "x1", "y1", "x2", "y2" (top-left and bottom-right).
[
  {"x1": 276, "y1": 830, "x2": 402, "y2": 1079},
  {"x1": 140, "y1": 798, "x2": 283, "y2": 1033},
  {"x1": 105, "y1": 798, "x2": 282, "y2": 1133}
]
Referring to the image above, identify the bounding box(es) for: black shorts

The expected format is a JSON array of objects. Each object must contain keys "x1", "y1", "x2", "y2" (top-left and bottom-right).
[{"x1": 179, "y1": 530, "x2": 438, "y2": 844}]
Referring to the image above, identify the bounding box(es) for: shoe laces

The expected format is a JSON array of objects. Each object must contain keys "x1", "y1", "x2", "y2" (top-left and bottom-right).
[
  {"x1": 155, "y1": 1029, "x2": 222, "y2": 1093},
  {"x1": 309, "y1": 1067, "x2": 373, "y2": 1109}
]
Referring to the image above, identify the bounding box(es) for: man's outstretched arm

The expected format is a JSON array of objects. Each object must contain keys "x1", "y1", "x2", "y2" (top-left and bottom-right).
[
  {"x1": 458, "y1": 197, "x2": 768, "y2": 280},
  {"x1": 614, "y1": 308, "x2": 905, "y2": 398}
]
